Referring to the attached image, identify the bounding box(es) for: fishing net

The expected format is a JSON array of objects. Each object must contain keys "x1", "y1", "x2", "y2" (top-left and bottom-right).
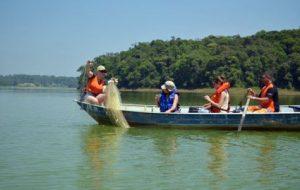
[{"x1": 105, "y1": 82, "x2": 130, "y2": 128}]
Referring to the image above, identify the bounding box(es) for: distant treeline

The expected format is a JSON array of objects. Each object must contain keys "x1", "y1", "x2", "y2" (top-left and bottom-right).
[
  {"x1": 0, "y1": 74, "x2": 78, "y2": 88},
  {"x1": 78, "y1": 28, "x2": 300, "y2": 90}
]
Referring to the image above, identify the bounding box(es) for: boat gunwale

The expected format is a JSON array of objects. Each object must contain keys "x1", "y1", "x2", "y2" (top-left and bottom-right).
[{"x1": 74, "y1": 100, "x2": 300, "y2": 115}]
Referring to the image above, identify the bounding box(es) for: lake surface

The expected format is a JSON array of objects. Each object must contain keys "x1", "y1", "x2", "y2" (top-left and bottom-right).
[{"x1": 0, "y1": 88, "x2": 300, "y2": 190}]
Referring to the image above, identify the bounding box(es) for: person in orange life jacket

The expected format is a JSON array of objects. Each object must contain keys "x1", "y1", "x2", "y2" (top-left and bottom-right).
[
  {"x1": 83, "y1": 60, "x2": 108, "y2": 105},
  {"x1": 203, "y1": 76, "x2": 230, "y2": 113},
  {"x1": 247, "y1": 74, "x2": 279, "y2": 113},
  {"x1": 155, "y1": 81, "x2": 180, "y2": 113}
]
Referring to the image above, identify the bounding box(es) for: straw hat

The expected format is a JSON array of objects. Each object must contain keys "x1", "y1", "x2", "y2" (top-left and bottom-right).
[{"x1": 96, "y1": 65, "x2": 106, "y2": 72}]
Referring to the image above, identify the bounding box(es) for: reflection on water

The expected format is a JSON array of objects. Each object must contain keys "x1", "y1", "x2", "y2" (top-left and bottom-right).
[
  {"x1": 81, "y1": 125, "x2": 128, "y2": 190},
  {"x1": 207, "y1": 134, "x2": 228, "y2": 190},
  {"x1": 123, "y1": 127, "x2": 179, "y2": 157},
  {"x1": 145, "y1": 128, "x2": 178, "y2": 157},
  {"x1": 256, "y1": 134, "x2": 276, "y2": 186},
  {"x1": 153, "y1": 134, "x2": 177, "y2": 157},
  {"x1": 79, "y1": 127, "x2": 300, "y2": 189}
]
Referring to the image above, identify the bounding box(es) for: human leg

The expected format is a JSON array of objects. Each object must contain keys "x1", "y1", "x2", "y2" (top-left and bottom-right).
[
  {"x1": 247, "y1": 106, "x2": 268, "y2": 113},
  {"x1": 84, "y1": 93, "x2": 99, "y2": 104},
  {"x1": 96, "y1": 93, "x2": 106, "y2": 105},
  {"x1": 247, "y1": 105, "x2": 261, "y2": 112}
]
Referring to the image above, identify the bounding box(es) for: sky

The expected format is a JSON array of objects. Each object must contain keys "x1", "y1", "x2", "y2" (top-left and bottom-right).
[{"x1": 0, "y1": 0, "x2": 299, "y2": 77}]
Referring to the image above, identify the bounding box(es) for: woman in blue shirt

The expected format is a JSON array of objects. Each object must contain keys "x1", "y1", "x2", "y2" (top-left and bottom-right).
[{"x1": 155, "y1": 81, "x2": 180, "y2": 113}]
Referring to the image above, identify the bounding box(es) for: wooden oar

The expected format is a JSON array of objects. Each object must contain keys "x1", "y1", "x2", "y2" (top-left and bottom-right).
[{"x1": 238, "y1": 97, "x2": 251, "y2": 132}]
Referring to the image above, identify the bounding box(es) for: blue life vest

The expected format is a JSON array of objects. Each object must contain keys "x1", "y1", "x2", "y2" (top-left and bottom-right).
[{"x1": 159, "y1": 89, "x2": 179, "y2": 112}]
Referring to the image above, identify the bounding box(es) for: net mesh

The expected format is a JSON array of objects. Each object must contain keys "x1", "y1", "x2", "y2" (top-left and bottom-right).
[{"x1": 105, "y1": 82, "x2": 130, "y2": 128}]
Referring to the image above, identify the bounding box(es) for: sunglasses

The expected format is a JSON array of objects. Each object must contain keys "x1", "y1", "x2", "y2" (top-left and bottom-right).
[{"x1": 98, "y1": 70, "x2": 107, "y2": 73}]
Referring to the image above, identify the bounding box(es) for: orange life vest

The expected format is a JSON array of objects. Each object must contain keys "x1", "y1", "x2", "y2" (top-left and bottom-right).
[
  {"x1": 259, "y1": 82, "x2": 275, "y2": 112},
  {"x1": 210, "y1": 82, "x2": 230, "y2": 113},
  {"x1": 85, "y1": 75, "x2": 105, "y2": 95}
]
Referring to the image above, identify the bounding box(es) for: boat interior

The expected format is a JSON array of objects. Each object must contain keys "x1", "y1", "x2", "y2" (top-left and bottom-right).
[{"x1": 119, "y1": 104, "x2": 300, "y2": 114}]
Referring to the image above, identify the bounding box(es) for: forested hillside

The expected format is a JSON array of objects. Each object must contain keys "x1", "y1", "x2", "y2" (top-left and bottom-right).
[
  {"x1": 0, "y1": 75, "x2": 77, "y2": 88},
  {"x1": 78, "y1": 29, "x2": 300, "y2": 89}
]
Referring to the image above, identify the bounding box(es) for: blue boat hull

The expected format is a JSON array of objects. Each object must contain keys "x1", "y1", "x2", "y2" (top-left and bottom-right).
[{"x1": 76, "y1": 101, "x2": 300, "y2": 130}]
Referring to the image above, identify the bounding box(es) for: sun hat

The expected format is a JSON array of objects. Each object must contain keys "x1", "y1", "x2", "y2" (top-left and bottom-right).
[
  {"x1": 97, "y1": 65, "x2": 106, "y2": 72},
  {"x1": 161, "y1": 81, "x2": 176, "y2": 91}
]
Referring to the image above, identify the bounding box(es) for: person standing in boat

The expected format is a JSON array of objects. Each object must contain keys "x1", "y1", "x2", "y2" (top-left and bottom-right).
[
  {"x1": 247, "y1": 74, "x2": 279, "y2": 113},
  {"x1": 155, "y1": 81, "x2": 180, "y2": 113},
  {"x1": 203, "y1": 76, "x2": 230, "y2": 113},
  {"x1": 82, "y1": 60, "x2": 108, "y2": 105}
]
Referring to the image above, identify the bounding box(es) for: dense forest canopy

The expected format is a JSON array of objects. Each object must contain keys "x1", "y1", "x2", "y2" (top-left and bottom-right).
[
  {"x1": 86, "y1": 29, "x2": 298, "y2": 90},
  {"x1": 0, "y1": 74, "x2": 77, "y2": 88}
]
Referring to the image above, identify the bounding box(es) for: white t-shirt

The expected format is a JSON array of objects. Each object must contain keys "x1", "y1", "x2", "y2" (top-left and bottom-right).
[{"x1": 219, "y1": 90, "x2": 230, "y2": 113}]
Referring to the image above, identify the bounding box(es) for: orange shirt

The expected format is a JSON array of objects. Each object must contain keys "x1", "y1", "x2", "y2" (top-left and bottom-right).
[
  {"x1": 259, "y1": 82, "x2": 275, "y2": 112},
  {"x1": 85, "y1": 75, "x2": 105, "y2": 95}
]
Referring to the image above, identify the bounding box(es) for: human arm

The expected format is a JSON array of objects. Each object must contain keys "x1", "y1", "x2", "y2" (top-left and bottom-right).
[
  {"x1": 248, "y1": 95, "x2": 268, "y2": 102},
  {"x1": 155, "y1": 94, "x2": 160, "y2": 107},
  {"x1": 247, "y1": 88, "x2": 256, "y2": 96},
  {"x1": 86, "y1": 60, "x2": 94, "y2": 78},
  {"x1": 248, "y1": 88, "x2": 274, "y2": 102},
  {"x1": 102, "y1": 85, "x2": 107, "y2": 93},
  {"x1": 203, "y1": 102, "x2": 211, "y2": 109},
  {"x1": 165, "y1": 94, "x2": 179, "y2": 113},
  {"x1": 247, "y1": 88, "x2": 270, "y2": 101},
  {"x1": 204, "y1": 92, "x2": 226, "y2": 109}
]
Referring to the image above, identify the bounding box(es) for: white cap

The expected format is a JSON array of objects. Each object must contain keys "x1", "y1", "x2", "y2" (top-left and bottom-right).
[{"x1": 161, "y1": 81, "x2": 176, "y2": 91}]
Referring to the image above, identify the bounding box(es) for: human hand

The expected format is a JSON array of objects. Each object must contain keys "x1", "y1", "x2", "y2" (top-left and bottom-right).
[
  {"x1": 108, "y1": 77, "x2": 118, "y2": 85},
  {"x1": 165, "y1": 110, "x2": 171, "y2": 113},
  {"x1": 86, "y1": 60, "x2": 93, "y2": 67},
  {"x1": 247, "y1": 88, "x2": 254, "y2": 95},
  {"x1": 247, "y1": 95, "x2": 255, "y2": 100},
  {"x1": 155, "y1": 94, "x2": 160, "y2": 100},
  {"x1": 204, "y1": 95, "x2": 211, "y2": 102}
]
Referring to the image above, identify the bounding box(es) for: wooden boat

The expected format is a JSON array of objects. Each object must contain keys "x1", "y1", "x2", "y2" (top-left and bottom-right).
[{"x1": 75, "y1": 100, "x2": 300, "y2": 130}]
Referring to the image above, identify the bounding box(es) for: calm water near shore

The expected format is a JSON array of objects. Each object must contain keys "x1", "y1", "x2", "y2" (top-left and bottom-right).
[{"x1": 0, "y1": 88, "x2": 300, "y2": 189}]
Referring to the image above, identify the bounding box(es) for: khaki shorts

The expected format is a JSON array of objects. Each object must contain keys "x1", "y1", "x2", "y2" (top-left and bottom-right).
[{"x1": 247, "y1": 106, "x2": 268, "y2": 113}]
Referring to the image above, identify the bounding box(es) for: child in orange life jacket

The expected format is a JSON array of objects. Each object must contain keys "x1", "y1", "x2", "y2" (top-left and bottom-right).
[
  {"x1": 202, "y1": 76, "x2": 230, "y2": 113},
  {"x1": 247, "y1": 74, "x2": 279, "y2": 113}
]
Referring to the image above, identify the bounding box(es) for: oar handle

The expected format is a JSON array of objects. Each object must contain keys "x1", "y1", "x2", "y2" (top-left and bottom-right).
[{"x1": 238, "y1": 97, "x2": 251, "y2": 132}]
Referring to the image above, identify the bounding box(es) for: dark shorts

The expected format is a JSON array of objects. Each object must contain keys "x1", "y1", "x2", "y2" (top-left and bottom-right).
[{"x1": 80, "y1": 92, "x2": 96, "y2": 102}]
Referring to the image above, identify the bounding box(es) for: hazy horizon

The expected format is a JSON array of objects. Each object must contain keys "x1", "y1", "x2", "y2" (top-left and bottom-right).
[{"x1": 0, "y1": 73, "x2": 77, "y2": 78}]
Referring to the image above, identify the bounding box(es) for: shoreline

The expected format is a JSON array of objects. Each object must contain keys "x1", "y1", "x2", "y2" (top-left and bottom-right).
[
  {"x1": 1, "y1": 86, "x2": 300, "y2": 95},
  {"x1": 119, "y1": 87, "x2": 300, "y2": 95},
  {"x1": 0, "y1": 86, "x2": 77, "y2": 90}
]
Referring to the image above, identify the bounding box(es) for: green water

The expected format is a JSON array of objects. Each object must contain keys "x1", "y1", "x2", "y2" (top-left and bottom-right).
[{"x1": 0, "y1": 88, "x2": 299, "y2": 190}]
